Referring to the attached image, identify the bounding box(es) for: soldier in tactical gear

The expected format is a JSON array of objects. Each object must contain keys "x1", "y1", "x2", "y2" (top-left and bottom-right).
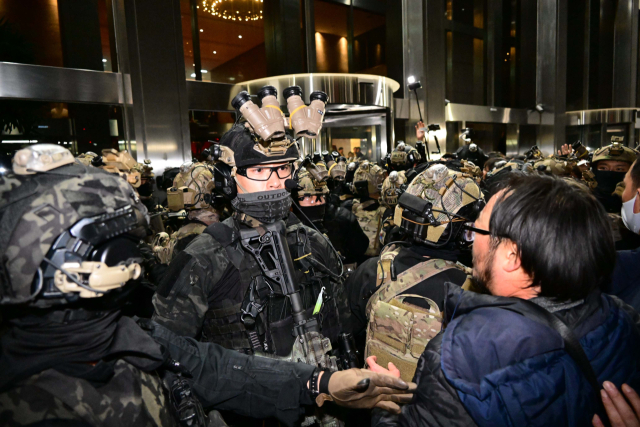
[
  {"x1": 292, "y1": 165, "x2": 369, "y2": 265},
  {"x1": 0, "y1": 144, "x2": 416, "y2": 426},
  {"x1": 383, "y1": 142, "x2": 422, "y2": 172},
  {"x1": 154, "y1": 161, "x2": 222, "y2": 264},
  {"x1": 454, "y1": 128, "x2": 489, "y2": 169},
  {"x1": 346, "y1": 163, "x2": 485, "y2": 376},
  {"x1": 343, "y1": 160, "x2": 388, "y2": 257},
  {"x1": 151, "y1": 125, "x2": 350, "y2": 357},
  {"x1": 591, "y1": 138, "x2": 638, "y2": 213}
]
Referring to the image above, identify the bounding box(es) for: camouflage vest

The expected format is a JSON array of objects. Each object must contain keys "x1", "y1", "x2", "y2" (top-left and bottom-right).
[
  {"x1": 390, "y1": 150, "x2": 408, "y2": 165},
  {"x1": 353, "y1": 200, "x2": 387, "y2": 257},
  {"x1": 365, "y1": 249, "x2": 463, "y2": 383}
]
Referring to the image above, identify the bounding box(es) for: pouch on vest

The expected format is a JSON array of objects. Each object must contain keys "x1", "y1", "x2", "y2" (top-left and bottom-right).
[{"x1": 365, "y1": 258, "x2": 460, "y2": 383}]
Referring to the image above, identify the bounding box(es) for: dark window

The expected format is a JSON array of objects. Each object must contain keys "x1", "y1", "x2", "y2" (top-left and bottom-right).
[
  {"x1": 0, "y1": 0, "x2": 114, "y2": 71},
  {"x1": 314, "y1": 0, "x2": 349, "y2": 73},
  {"x1": 352, "y1": 8, "x2": 386, "y2": 76},
  {"x1": 0, "y1": 100, "x2": 126, "y2": 169}
]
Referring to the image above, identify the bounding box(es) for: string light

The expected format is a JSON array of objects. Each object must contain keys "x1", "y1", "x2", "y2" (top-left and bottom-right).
[{"x1": 203, "y1": 0, "x2": 263, "y2": 21}]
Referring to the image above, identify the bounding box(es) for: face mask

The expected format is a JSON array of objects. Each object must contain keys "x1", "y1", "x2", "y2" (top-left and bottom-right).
[
  {"x1": 593, "y1": 170, "x2": 626, "y2": 193},
  {"x1": 231, "y1": 188, "x2": 292, "y2": 223},
  {"x1": 299, "y1": 204, "x2": 326, "y2": 223},
  {"x1": 621, "y1": 193, "x2": 640, "y2": 234}
]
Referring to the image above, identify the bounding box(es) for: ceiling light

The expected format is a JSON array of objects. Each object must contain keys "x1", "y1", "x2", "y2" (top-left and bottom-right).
[
  {"x1": 102, "y1": 59, "x2": 107, "y2": 63},
  {"x1": 213, "y1": 51, "x2": 217, "y2": 54},
  {"x1": 201, "y1": 70, "x2": 208, "y2": 73},
  {"x1": 238, "y1": 35, "x2": 242, "y2": 38},
  {"x1": 191, "y1": 73, "x2": 196, "y2": 77},
  {"x1": 200, "y1": 29, "x2": 203, "y2": 32},
  {"x1": 204, "y1": 0, "x2": 262, "y2": 21}
]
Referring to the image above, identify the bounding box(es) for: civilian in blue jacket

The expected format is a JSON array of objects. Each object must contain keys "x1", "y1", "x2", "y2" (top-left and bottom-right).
[{"x1": 372, "y1": 174, "x2": 640, "y2": 427}]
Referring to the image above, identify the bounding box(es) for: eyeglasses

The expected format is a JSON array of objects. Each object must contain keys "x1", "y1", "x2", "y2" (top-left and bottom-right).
[
  {"x1": 236, "y1": 164, "x2": 293, "y2": 181},
  {"x1": 462, "y1": 222, "x2": 491, "y2": 242},
  {"x1": 298, "y1": 195, "x2": 325, "y2": 204}
]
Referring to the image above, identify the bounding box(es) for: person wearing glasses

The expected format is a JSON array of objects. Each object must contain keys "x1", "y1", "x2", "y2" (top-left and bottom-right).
[
  {"x1": 151, "y1": 126, "x2": 350, "y2": 372},
  {"x1": 370, "y1": 173, "x2": 640, "y2": 427},
  {"x1": 344, "y1": 162, "x2": 485, "y2": 376}
]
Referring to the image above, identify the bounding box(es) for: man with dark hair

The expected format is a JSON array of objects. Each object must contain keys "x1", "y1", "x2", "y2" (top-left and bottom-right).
[{"x1": 372, "y1": 174, "x2": 640, "y2": 427}]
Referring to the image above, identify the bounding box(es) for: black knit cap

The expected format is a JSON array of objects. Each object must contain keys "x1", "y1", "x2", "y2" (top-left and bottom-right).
[{"x1": 220, "y1": 125, "x2": 299, "y2": 168}]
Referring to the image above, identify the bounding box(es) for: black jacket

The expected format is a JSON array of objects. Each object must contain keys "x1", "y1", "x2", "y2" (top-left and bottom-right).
[{"x1": 323, "y1": 203, "x2": 370, "y2": 264}]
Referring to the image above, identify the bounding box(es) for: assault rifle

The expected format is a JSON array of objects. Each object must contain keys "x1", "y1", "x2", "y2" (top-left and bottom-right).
[
  {"x1": 239, "y1": 220, "x2": 338, "y2": 370},
  {"x1": 240, "y1": 220, "x2": 348, "y2": 426}
]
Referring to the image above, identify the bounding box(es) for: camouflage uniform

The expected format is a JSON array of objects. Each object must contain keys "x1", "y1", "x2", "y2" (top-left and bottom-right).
[
  {"x1": 153, "y1": 162, "x2": 221, "y2": 265},
  {"x1": 151, "y1": 213, "x2": 349, "y2": 354},
  {"x1": 346, "y1": 163, "x2": 482, "y2": 368},
  {"x1": 349, "y1": 161, "x2": 388, "y2": 257},
  {"x1": 0, "y1": 146, "x2": 320, "y2": 427},
  {"x1": 152, "y1": 127, "x2": 350, "y2": 355},
  {"x1": 388, "y1": 142, "x2": 421, "y2": 171}
]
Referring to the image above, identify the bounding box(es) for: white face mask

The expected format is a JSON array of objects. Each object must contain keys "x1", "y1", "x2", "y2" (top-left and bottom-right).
[{"x1": 621, "y1": 192, "x2": 640, "y2": 234}]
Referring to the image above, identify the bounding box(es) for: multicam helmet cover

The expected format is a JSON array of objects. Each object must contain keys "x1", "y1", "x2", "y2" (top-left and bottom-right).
[
  {"x1": 380, "y1": 170, "x2": 407, "y2": 208},
  {"x1": 353, "y1": 161, "x2": 387, "y2": 195},
  {"x1": 533, "y1": 157, "x2": 573, "y2": 177},
  {"x1": 295, "y1": 167, "x2": 330, "y2": 198},
  {"x1": 592, "y1": 138, "x2": 638, "y2": 165},
  {"x1": 0, "y1": 152, "x2": 148, "y2": 306},
  {"x1": 390, "y1": 142, "x2": 421, "y2": 167},
  {"x1": 394, "y1": 163, "x2": 482, "y2": 243}
]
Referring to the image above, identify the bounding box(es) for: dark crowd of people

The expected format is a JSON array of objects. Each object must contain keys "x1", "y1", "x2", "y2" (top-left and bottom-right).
[{"x1": 1, "y1": 86, "x2": 639, "y2": 427}]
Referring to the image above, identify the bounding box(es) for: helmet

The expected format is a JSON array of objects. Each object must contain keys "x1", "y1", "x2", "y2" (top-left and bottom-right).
[
  {"x1": 352, "y1": 160, "x2": 386, "y2": 197},
  {"x1": 0, "y1": 145, "x2": 148, "y2": 307},
  {"x1": 592, "y1": 139, "x2": 637, "y2": 165},
  {"x1": 389, "y1": 142, "x2": 421, "y2": 170},
  {"x1": 168, "y1": 162, "x2": 215, "y2": 211},
  {"x1": 293, "y1": 166, "x2": 330, "y2": 200},
  {"x1": 93, "y1": 149, "x2": 142, "y2": 189},
  {"x1": 210, "y1": 125, "x2": 299, "y2": 200},
  {"x1": 394, "y1": 163, "x2": 484, "y2": 246},
  {"x1": 380, "y1": 170, "x2": 408, "y2": 208},
  {"x1": 76, "y1": 151, "x2": 98, "y2": 166},
  {"x1": 533, "y1": 157, "x2": 573, "y2": 176},
  {"x1": 488, "y1": 159, "x2": 534, "y2": 178}
]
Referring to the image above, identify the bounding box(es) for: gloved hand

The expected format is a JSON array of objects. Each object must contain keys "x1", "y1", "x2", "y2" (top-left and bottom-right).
[
  {"x1": 316, "y1": 369, "x2": 417, "y2": 414},
  {"x1": 614, "y1": 181, "x2": 626, "y2": 198}
]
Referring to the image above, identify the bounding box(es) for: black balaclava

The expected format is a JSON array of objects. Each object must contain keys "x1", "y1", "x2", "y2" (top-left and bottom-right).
[
  {"x1": 593, "y1": 170, "x2": 626, "y2": 213},
  {"x1": 299, "y1": 204, "x2": 326, "y2": 224}
]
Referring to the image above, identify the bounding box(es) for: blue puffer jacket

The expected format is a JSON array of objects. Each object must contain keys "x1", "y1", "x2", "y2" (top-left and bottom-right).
[{"x1": 373, "y1": 284, "x2": 640, "y2": 427}]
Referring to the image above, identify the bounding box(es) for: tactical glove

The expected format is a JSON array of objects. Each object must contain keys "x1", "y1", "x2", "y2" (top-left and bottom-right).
[{"x1": 315, "y1": 369, "x2": 417, "y2": 414}]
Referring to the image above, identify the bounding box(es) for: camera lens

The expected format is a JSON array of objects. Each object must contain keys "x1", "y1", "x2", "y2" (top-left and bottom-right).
[
  {"x1": 231, "y1": 91, "x2": 251, "y2": 110},
  {"x1": 283, "y1": 85, "x2": 303, "y2": 100},
  {"x1": 310, "y1": 91, "x2": 328, "y2": 103},
  {"x1": 257, "y1": 85, "x2": 278, "y2": 101}
]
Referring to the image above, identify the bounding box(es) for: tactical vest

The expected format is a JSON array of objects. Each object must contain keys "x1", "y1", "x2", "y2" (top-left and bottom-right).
[
  {"x1": 390, "y1": 150, "x2": 408, "y2": 165},
  {"x1": 365, "y1": 248, "x2": 464, "y2": 383},
  {"x1": 352, "y1": 199, "x2": 387, "y2": 257},
  {"x1": 200, "y1": 220, "x2": 341, "y2": 357}
]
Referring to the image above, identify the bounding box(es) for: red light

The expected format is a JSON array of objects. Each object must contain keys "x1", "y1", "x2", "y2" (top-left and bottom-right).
[
  {"x1": 83, "y1": 128, "x2": 86, "y2": 131},
  {"x1": 89, "y1": 141, "x2": 92, "y2": 143}
]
